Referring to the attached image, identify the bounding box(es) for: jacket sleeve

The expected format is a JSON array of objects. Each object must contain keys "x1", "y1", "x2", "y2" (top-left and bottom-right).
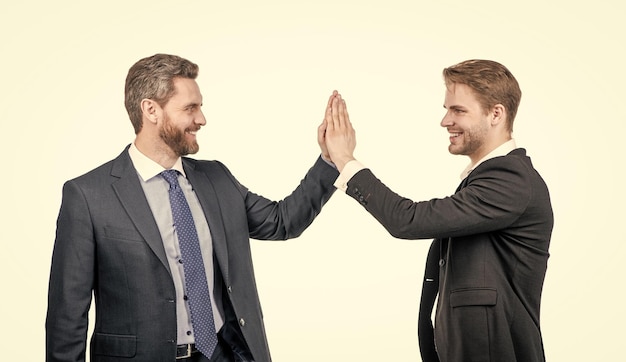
[
  {"x1": 228, "y1": 156, "x2": 339, "y2": 240},
  {"x1": 46, "y1": 180, "x2": 95, "y2": 362},
  {"x1": 344, "y1": 157, "x2": 532, "y2": 240}
]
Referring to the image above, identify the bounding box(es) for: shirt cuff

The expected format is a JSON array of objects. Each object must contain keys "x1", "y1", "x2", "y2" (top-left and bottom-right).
[{"x1": 333, "y1": 160, "x2": 366, "y2": 192}]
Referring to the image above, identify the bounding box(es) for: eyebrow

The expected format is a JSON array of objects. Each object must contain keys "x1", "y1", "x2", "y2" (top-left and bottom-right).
[
  {"x1": 184, "y1": 102, "x2": 202, "y2": 109},
  {"x1": 443, "y1": 104, "x2": 467, "y2": 111}
]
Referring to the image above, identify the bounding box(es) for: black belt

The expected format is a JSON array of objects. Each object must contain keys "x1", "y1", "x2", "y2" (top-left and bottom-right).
[{"x1": 176, "y1": 343, "x2": 200, "y2": 359}]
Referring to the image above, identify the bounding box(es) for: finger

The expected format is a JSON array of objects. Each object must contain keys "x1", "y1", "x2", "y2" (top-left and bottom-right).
[
  {"x1": 337, "y1": 97, "x2": 346, "y2": 126},
  {"x1": 317, "y1": 121, "x2": 331, "y2": 160},
  {"x1": 326, "y1": 90, "x2": 338, "y2": 108},
  {"x1": 324, "y1": 90, "x2": 339, "y2": 131},
  {"x1": 341, "y1": 99, "x2": 352, "y2": 129},
  {"x1": 318, "y1": 120, "x2": 327, "y2": 135},
  {"x1": 318, "y1": 121, "x2": 327, "y2": 142},
  {"x1": 325, "y1": 92, "x2": 333, "y2": 116},
  {"x1": 325, "y1": 97, "x2": 334, "y2": 131},
  {"x1": 331, "y1": 95, "x2": 341, "y2": 130},
  {"x1": 336, "y1": 96, "x2": 351, "y2": 129},
  {"x1": 325, "y1": 90, "x2": 339, "y2": 118}
]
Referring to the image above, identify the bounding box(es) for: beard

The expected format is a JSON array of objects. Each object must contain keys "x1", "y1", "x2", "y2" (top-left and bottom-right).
[
  {"x1": 448, "y1": 119, "x2": 490, "y2": 157},
  {"x1": 159, "y1": 113, "x2": 200, "y2": 156}
]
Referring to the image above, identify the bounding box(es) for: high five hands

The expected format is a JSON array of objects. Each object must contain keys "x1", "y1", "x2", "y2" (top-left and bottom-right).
[{"x1": 317, "y1": 90, "x2": 357, "y2": 172}]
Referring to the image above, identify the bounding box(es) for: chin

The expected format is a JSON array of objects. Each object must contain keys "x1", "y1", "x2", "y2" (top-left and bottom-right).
[{"x1": 186, "y1": 143, "x2": 200, "y2": 155}]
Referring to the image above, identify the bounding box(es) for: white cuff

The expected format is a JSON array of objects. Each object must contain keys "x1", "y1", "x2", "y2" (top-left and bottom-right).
[{"x1": 333, "y1": 160, "x2": 366, "y2": 192}]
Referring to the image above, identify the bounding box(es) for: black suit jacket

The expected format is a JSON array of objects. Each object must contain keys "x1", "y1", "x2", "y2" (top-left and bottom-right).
[
  {"x1": 345, "y1": 149, "x2": 553, "y2": 362},
  {"x1": 46, "y1": 146, "x2": 338, "y2": 362}
]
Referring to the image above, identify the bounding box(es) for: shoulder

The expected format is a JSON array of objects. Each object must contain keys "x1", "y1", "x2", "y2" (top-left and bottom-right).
[
  {"x1": 67, "y1": 158, "x2": 118, "y2": 186},
  {"x1": 182, "y1": 157, "x2": 245, "y2": 191},
  {"x1": 183, "y1": 157, "x2": 231, "y2": 175},
  {"x1": 466, "y1": 148, "x2": 548, "y2": 199},
  {"x1": 64, "y1": 147, "x2": 131, "y2": 188},
  {"x1": 465, "y1": 149, "x2": 534, "y2": 197},
  {"x1": 472, "y1": 148, "x2": 533, "y2": 176}
]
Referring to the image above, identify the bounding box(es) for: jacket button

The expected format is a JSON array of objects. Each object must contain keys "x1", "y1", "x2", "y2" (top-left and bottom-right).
[
  {"x1": 239, "y1": 318, "x2": 246, "y2": 327},
  {"x1": 439, "y1": 259, "x2": 446, "y2": 267}
]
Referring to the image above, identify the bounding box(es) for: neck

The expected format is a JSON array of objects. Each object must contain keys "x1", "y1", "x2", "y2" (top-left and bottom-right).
[
  {"x1": 469, "y1": 134, "x2": 512, "y2": 165},
  {"x1": 134, "y1": 135, "x2": 179, "y2": 169}
]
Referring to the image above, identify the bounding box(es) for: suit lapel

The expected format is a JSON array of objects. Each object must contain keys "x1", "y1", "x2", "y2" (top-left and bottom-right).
[
  {"x1": 183, "y1": 159, "x2": 230, "y2": 283},
  {"x1": 110, "y1": 148, "x2": 171, "y2": 275}
]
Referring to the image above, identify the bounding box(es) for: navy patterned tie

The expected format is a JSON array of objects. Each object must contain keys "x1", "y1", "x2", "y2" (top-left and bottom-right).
[{"x1": 161, "y1": 170, "x2": 218, "y2": 358}]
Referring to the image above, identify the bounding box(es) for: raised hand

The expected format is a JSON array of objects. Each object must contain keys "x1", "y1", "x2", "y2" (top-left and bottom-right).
[
  {"x1": 317, "y1": 90, "x2": 339, "y2": 163},
  {"x1": 323, "y1": 91, "x2": 356, "y2": 172}
]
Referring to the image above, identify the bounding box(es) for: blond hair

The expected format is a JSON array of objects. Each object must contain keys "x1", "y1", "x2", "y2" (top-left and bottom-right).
[{"x1": 443, "y1": 59, "x2": 521, "y2": 132}]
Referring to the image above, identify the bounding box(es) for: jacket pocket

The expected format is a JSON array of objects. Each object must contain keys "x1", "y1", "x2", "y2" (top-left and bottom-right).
[
  {"x1": 103, "y1": 226, "x2": 145, "y2": 243},
  {"x1": 92, "y1": 333, "x2": 137, "y2": 357},
  {"x1": 445, "y1": 288, "x2": 498, "y2": 361},
  {"x1": 450, "y1": 288, "x2": 497, "y2": 307}
]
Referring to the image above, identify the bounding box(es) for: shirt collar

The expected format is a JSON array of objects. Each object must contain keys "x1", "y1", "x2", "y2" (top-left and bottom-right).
[
  {"x1": 460, "y1": 139, "x2": 517, "y2": 180},
  {"x1": 128, "y1": 142, "x2": 186, "y2": 182}
]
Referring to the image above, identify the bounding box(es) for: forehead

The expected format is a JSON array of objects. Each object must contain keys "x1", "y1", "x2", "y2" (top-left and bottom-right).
[
  {"x1": 444, "y1": 83, "x2": 480, "y2": 107},
  {"x1": 169, "y1": 77, "x2": 202, "y2": 104}
]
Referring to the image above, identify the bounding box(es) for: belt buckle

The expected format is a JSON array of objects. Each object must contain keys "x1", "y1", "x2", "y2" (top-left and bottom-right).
[{"x1": 176, "y1": 344, "x2": 192, "y2": 359}]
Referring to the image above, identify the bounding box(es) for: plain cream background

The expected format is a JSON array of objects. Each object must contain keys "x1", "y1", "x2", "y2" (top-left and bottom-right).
[{"x1": 1, "y1": 0, "x2": 624, "y2": 360}]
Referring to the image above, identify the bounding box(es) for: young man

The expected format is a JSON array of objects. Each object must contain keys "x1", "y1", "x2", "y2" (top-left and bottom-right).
[
  {"x1": 322, "y1": 60, "x2": 553, "y2": 362},
  {"x1": 46, "y1": 54, "x2": 339, "y2": 362}
]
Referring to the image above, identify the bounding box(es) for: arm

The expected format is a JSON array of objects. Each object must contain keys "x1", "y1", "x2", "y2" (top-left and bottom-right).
[
  {"x1": 323, "y1": 91, "x2": 531, "y2": 240},
  {"x1": 239, "y1": 93, "x2": 343, "y2": 239},
  {"x1": 243, "y1": 155, "x2": 339, "y2": 240},
  {"x1": 46, "y1": 181, "x2": 95, "y2": 362},
  {"x1": 345, "y1": 161, "x2": 531, "y2": 239}
]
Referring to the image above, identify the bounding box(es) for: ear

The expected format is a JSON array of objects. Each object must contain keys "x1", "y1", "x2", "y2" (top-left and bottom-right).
[
  {"x1": 490, "y1": 104, "x2": 507, "y2": 127},
  {"x1": 140, "y1": 99, "x2": 161, "y2": 125}
]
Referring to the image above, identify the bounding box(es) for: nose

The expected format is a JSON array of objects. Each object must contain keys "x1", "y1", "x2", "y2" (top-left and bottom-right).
[
  {"x1": 440, "y1": 110, "x2": 453, "y2": 128},
  {"x1": 196, "y1": 110, "x2": 207, "y2": 126}
]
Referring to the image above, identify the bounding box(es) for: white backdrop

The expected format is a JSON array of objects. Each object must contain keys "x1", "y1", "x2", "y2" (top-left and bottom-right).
[{"x1": 1, "y1": 1, "x2": 624, "y2": 360}]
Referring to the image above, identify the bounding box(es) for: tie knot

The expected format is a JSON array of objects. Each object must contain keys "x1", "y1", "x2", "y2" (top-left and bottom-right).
[{"x1": 161, "y1": 169, "x2": 180, "y2": 188}]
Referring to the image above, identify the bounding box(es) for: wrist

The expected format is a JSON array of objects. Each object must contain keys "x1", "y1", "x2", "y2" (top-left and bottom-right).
[{"x1": 335, "y1": 157, "x2": 356, "y2": 172}]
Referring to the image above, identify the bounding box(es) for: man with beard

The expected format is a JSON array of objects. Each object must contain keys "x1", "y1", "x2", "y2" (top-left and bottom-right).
[
  {"x1": 46, "y1": 54, "x2": 339, "y2": 362},
  {"x1": 322, "y1": 60, "x2": 553, "y2": 361}
]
